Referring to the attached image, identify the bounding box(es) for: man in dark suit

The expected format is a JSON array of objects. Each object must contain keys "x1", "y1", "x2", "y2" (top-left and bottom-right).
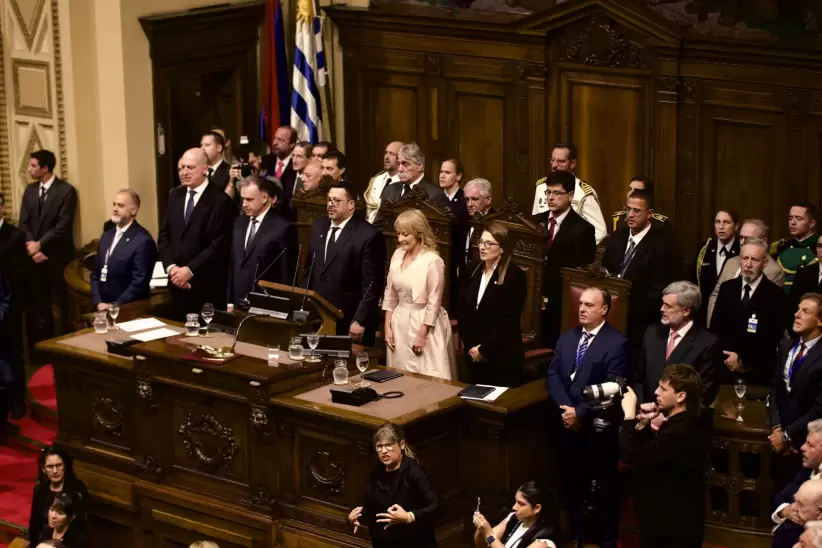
[
  {"x1": 770, "y1": 293, "x2": 822, "y2": 489},
  {"x1": 635, "y1": 281, "x2": 722, "y2": 411},
  {"x1": 602, "y1": 189, "x2": 676, "y2": 349},
  {"x1": 90, "y1": 190, "x2": 156, "y2": 310},
  {"x1": 711, "y1": 238, "x2": 788, "y2": 387},
  {"x1": 201, "y1": 131, "x2": 231, "y2": 193},
  {"x1": 789, "y1": 234, "x2": 822, "y2": 330},
  {"x1": 228, "y1": 175, "x2": 296, "y2": 306},
  {"x1": 375, "y1": 142, "x2": 449, "y2": 228},
  {"x1": 320, "y1": 150, "x2": 347, "y2": 185},
  {"x1": 158, "y1": 148, "x2": 237, "y2": 320},
  {"x1": 773, "y1": 478, "x2": 822, "y2": 548},
  {"x1": 546, "y1": 287, "x2": 630, "y2": 548},
  {"x1": 307, "y1": 180, "x2": 386, "y2": 346},
  {"x1": 19, "y1": 149, "x2": 77, "y2": 342},
  {"x1": 535, "y1": 170, "x2": 597, "y2": 346},
  {"x1": 439, "y1": 159, "x2": 468, "y2": 307},
  {"x1": 0, "y1": 192, "x2": 27, "y2": 419},
  {"x1": 619, "y1": 364, "x2": 710, "y2": 548},
  {"x1": 262, "y1": 126, "x2": 298, "y2": 219},
  {"x1": 695, "y1": 209, "x2": 741, "y2": 325},
  {"x1": 771, "y1": 419, "x2": 822, "y2": 547}
]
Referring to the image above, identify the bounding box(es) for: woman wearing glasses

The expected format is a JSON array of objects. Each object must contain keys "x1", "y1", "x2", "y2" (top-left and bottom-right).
[
  {"x1": 347, "y1": 423, "x2": 440, "y2": 547},
  {"x1": 29, "y1": 445, "x2": 88, "y2": 544},
  {"x1": 457, "y1": 221, "x2": 527, "y2": 387},
  {"x1": 383, "y1": 209, "x2": 456, "y2": 380}
]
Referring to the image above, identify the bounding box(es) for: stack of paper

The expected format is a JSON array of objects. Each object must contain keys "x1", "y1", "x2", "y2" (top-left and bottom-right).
[{"x1": 150, "y1": 261, "x2": 168, "y2": 288}]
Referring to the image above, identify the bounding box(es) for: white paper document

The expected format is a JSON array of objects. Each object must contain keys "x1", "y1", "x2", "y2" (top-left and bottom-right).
[
  {"x1": 149, "y1": 278, "x2": 168, "y2": 288},
  {"x1": 152, "y1": 261, "x2": 168, "y2": 279},
  {"x1": 130, "y1": 328, "x2": 179, "y2": 342},
  {"x1": 118, "y1": 318, "x2": 166, "y2": 333}
]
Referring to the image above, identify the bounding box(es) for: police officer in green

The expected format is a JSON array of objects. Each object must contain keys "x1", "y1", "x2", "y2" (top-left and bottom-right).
[
  {"x1": 771, "y1": 202, "x2": 818, "y2": 293},
  {"x1": 611, "y1": 176, "x2": 669, "y2": 233}
]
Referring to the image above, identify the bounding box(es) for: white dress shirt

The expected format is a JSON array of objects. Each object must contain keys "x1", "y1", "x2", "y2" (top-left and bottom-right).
[
  {"x1": 105, "y1": 221, "x2": 133, "y2": 263},
  {"x1": 668, "y1": 321, "x2": 694, "y2": 352},
  {"x1": 40, "y1": 175, "x2": 56, "y2": 196},
  {"x1": 476, "y1": 263, "x2": 497, "y2": 307},
  {"x1": 782, "y1": 334, "x2": 822, "y2": 391},
  {"x1": 182, "y1": 182, "x2": 209, "y2": 221},
  {"x1": 245, "y1": 206, "x2": 270, "y2": 249},
  {"x1": 772, "y1": 465, "x2": 822, "y2": 529},
  {"x1": 572, "y1": 320, "x2": 605, "y2": 380},
  {"x1": 0, "y1": 218, "x2": 4, "y2": 231},
  {"x1": 274, "y1": 154, "x2": 292, "y2": 177},
  {"x1": 741, "y1": 273, "x2": 764, "y2": 300},
  {"x1": 208, "y1": 159, "x2": 224, "y2": 175},
  {"x1": 547, "y1": 207, "x2": 571, "y2": 233},
  {"x1": 324, "y1": 214, "x2": 353, "y2": 258},
  {"x1": 716, "y1": 237, "x2": 735, "y2": 276},
  {"x1": 626, "y1": 221, "x2": 652, "y2": 253},
  {"x1": 444, "y1": 186, "x2": 459, "y2": 202}
]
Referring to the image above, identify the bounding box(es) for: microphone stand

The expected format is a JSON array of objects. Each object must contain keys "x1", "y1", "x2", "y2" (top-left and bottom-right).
[
  {"x1": 293, "y1": 252, "x2": 315, "y2": 323},
  {"x1": 239, "y1": 247, "x2": 288, "y2": 308}
]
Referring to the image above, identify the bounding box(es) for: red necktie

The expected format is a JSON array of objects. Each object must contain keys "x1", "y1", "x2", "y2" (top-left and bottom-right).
[
  {"x1": 545, "y1": 217, "x2": 557, "y2": 250},
  {"x1": 276, "y1": 161, "x2": 284, "y2": 178},
  {"x1": 666, "y1": 331, "x2": 679, "y2": 360}
]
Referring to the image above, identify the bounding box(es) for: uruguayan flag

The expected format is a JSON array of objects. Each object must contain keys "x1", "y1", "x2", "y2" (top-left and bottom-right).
[{"x1": 291, "y1": 0, "x2": 326, "y2": 143}]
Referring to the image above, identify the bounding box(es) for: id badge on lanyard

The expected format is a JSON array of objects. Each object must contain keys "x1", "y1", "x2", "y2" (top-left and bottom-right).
[{"x1": 747, "y1": 313, "x2": 758, "y2": 334}]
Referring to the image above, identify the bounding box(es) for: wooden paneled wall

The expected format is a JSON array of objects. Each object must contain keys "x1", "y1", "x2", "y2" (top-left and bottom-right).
[{"x1": 327, "y1": 0, "x2": 822, "y2": 264}]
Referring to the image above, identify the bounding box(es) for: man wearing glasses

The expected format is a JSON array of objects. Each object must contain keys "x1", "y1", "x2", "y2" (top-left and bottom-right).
[
  {"x1": 535, "y1": 171, "x2": 596, "y2": 346},
  {"x1": 531, "y1": 142, "x2": 607, "y2": 244},
  {"x1": 306, "y1": 181, "x2": 386, "y2": 347}
]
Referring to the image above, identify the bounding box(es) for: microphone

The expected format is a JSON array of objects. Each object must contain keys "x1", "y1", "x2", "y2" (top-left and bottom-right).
[
  {"x1": 239, "y1": 247, "x2": 288, "y2": 307},
  {"x1": 291, "y1": 243, "x2": 303, "y2": 291},
  {"x1": 350, "y1": 281, "x2": 374, "y2": 330},
  {"x1": 293, "y1": 252, "x2": 316, "y2": 323}
]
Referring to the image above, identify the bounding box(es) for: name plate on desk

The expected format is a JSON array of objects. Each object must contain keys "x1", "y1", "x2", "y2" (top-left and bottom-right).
[{"x1": 248, "y1": 307, "x2": 289, "y2": 319}]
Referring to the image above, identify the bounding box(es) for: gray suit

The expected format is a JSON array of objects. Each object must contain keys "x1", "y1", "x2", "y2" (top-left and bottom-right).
[{"x1": 706, "y1": 254, "x2": 784, "y2": 327}]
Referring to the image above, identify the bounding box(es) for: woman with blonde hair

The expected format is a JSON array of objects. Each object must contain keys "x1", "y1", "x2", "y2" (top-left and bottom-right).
[{"x1": 383, "y1": 209, "x2": 456, "y2": 379}]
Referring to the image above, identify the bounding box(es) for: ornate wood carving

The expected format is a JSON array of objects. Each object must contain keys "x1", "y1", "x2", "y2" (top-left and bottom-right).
[
  {"x1": 141, "y1": 454, "x2": 163, "y2": 476},
  {"x1": 250, "y1": 485, "x2": 276, "y2": 508},
  {"x1": 136, "y1": 380, "x2": 153, "y2": 400},
  {"x1": 178, "y1": 413, "x2": 239, "y2": 470},
  {"x1": 306, "y1": 451, "x2": 344, "y2": 495},
  {"x1": 560, "y1": 19, "x2": 648, "y2": 69},
  {"x1": 92, "y1": 397, "x2": 124, "y2": 437}
]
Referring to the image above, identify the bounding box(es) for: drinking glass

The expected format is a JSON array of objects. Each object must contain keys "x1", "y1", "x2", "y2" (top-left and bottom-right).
[
  {"x1": 267, "y1": 344, "x2": 280, "y2": 366},
  {"x1": 93, "y1": 312, "x2": 108, "y2": 334},
  {"x1": 332, "y1": 359, "x2": 349, "y2": 385},
  {"x1": 288, "y1": 336, "x2": 304, "y2": 360},
  {"x1": 356, "y1": 351, "x2": 370, "y2": 388},
  {"x1": 185, "y1": 314, "x2": 200, "y2": 336},
  {"x1": 305, "y1": 332, "x2": 320, "y2": 362},
  {"x1": 108, "y1": 302, "x2": 120, "y2": 330},
  {"x1": 735, "y1": 378, "x2": 747, "y2": 422},
  {"x1": 201, "y1": 303, "x2": 215, "y2": 338}
]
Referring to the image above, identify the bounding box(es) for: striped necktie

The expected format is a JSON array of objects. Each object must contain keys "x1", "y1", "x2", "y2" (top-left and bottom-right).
[{"x1": 573, "y1": 332, "x2": 592, "y2": 374}]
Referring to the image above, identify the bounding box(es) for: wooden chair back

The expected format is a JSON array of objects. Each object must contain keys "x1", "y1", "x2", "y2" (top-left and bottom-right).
[{"x1": 560, "y1": 262, "x2": 632, "y2": 335}]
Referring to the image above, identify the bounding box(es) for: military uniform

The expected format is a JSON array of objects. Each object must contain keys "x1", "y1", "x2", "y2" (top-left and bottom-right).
[
  {"x1": 532, "y1": 176, "x2": 607, "y2": 243},
  {"x1": 771, "y1": 233, "x2": 819, "y2": 292},
  {"x1": 611, "y1": 209, "x2": 670, "y2": 233},
  {"x1": 363, "y1": 170, "x2": 396, "y2": 224}
]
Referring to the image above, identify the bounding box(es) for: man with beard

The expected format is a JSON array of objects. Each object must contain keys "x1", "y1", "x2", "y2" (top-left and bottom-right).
[
  {"x1": 90, "y1": 189, "x2": 156, "y2": 311},
  {"x1": 711, "y1": 238, "x2": 788, "y2": 386},
  {"x1": 364, "y1": 141, "x2": 403, "y2": 224}
]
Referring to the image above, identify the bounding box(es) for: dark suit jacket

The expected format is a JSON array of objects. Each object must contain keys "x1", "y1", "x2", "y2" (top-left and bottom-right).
[
  {"x1": 602, "y1": 223, "x2": 676, "y2": 343},
  {"x1": 546, "y1": 322, "x2": 631, "y2": 421},
  {"x1": 447, "y1": 188, "x2": 469, "y2": 307},
  {"x1": 771, "y1": 466, "x2": 813, "y2": 548},
  {"x1": 789, "y1": 263, "x2": 822, "y2": 331},
  {"x1": 619, "y1": 412, "x2": 708, "y2": 541},
  {"x1": 209, "y1": 162, "x2": 231, "y2": 192},
  {"x1": 537, "y1": 209, "x2": 597, "y2": 303},
  {"x1": 770, "y1": 337, "x2": 822, "y2": 447},
  {"x1": 635, "y1": 323, "x2": 722, "y2": 408},
  {"x1": 18, "y1": 178, "x2": 77, "y2": 266},
  {"x1": 375, "y1": 178, "x2": 450, "y2": 229},
  {"x1": 710, "y1": 275, "x2": 788, "y2": 386},
  {"x1": 307, "y1": 215, "x2": 386, "y2": 346},
  {"x1": 0, "y1": 221, "x2": 26, "y2": 284},
  {"x1": 158, "y1": 183, "x2": 237, "y2": 314},
  {"x1": 90, "y1": 222, "x2": 157, "y2": 306},
  {"x1": 262, "y1": 154, "x2": 298, "y2": 220},
  {"x1": 228, "y1": 208, "x2": 296, "y2": 304},
  {"x1": 457, "y1": 261, "x2": 526, "y2": 387},
  {"x1": 695, "y1": 236, "x2": 741, "y2": 325}
]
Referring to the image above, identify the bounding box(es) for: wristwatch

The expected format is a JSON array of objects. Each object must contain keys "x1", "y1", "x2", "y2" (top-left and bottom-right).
[{"x1": 486, "y1": 535, "x2": 496, "y2": 545}]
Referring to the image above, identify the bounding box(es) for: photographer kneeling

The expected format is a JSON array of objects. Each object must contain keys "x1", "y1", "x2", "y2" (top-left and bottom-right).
[
  {"x1": 619, "y1": 364, "x2": 710, "y2": 548},
  {"x1": 472, "y1": 481, "x2": 558, "y2": 548}
]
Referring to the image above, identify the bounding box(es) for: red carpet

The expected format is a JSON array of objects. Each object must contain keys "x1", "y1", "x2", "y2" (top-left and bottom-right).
[
  {"x1": 0, "y1": 445, "x2": 37, "y2": 529},
  {"x1": 28, "y1": 365, "x2": 56, "y2": 413}
]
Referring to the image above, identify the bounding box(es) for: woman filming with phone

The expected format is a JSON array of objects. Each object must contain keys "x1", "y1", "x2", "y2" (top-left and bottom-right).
[
  {"x1": 347, "y1": 422, "x2": 440, "y2": 547},
  {"x1": 472, "y1": 482, "x2": 559, "y2": 548}
]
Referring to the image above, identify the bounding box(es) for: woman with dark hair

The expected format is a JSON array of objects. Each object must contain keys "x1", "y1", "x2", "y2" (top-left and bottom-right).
[
  {"x1": 472, "y1": 481, "x2": 558, "y2": 548},
  {"x1": 37, "y1": 492, "x2": 88, "y2": 547},
  {"x1": 694, "y1": 208, "x2": 740, "y2": 325},
  {"x1": 347, "y1": 422, "x2": 440, "y2": 547},
  {"x1": 457, "y1": 221, "x2": 527, "y2": 387},
  {"x1": 29, "y1": 445, "x2": 88, "y2": 544}
]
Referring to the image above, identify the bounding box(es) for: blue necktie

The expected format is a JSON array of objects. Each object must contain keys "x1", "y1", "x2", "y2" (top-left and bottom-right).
[
  {"x1": 184, "y1": 189, "x2": 196, "y2": 225},
  {"x1": 574, "y1": 332, "x2": 592, "y2": 374}
]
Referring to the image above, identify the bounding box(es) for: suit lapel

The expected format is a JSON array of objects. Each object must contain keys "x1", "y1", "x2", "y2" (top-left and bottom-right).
[
  {"x1": 572, "y1": 326, "x2": 606, "y2": 386},
  {"x1": 666, "y1": 326, "x2": 696, "y2": 364},
  {"x1": 108, "y1": 223, "x2": 138, "y2": 262},
  {"x1": 183, "y1": 186, "x2": 210, "y2": 234},
  {"x1": 623, "y1": 229, "x2": 657, "y2": 277},
  {"x1": 476, "y1": 267, "x2": 499, "y2": 310},
  {"x1": 322, "y1": 219, "x2": 356, "y2": 273},
  {"x1": 792, "y1": 340, "x2": 822, "y2": 383},
  {"x1": 243, "y1": 212, "x2": 274, "y2": 264}
]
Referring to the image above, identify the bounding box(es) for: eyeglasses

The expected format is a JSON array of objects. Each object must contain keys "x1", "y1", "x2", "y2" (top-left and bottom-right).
[
  {"x1": 478, "y1": 240, "x2": 500, "y2": 248},
  {"x1": 545, "y1": 190, "x2": 569, "y2": 197},
  {"x1": 326, "y1": 197, "x2": 350, "y2": 206},
  {"x1": 44, "y1": 463, "x2": 64, "y2": 471},
  {"x1": 376, "y1": 443, "x2": 395, "y2": 452}
]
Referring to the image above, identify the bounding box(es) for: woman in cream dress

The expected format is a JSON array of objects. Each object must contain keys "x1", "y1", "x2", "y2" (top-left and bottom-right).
[{"x1": 383, "y1": 209, "x2": 456, "y2": 380}]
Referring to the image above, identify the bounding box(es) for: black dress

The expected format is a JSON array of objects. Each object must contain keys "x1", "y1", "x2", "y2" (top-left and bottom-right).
[
  {"x1": 38, "y1": 525, "x2": 89, "y2": 548},
  {"x1": 360, "y1": 456, "x2": 440, "y2": 548},
  {"x1": 28, "y1": 478, "x2": 89, "y2": 544}
]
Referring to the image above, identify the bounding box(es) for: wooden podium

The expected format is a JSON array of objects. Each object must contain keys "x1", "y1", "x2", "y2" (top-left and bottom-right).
[{"x1": 256, "y1": 281, "x2": 343, "y2": 335}]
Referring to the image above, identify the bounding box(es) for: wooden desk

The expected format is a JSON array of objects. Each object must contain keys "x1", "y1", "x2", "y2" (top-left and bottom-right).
[{"x1": 36, "y1": 322, "x2": 551, "y2": 548}]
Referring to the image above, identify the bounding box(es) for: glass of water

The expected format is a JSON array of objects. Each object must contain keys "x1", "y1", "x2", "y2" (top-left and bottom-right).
[
  {"x1": 108, "y1": 302, "x2": 120, "y2": 330},
  {"x1": 288, "y1": 336, "x2": 304, "y2": 360},
  {"x1": 356, "y1": 351, "x2": 370, "y2": 388},
  {"x1": 267, "y1": 344, "x2": 280, "y2": 366},
  {"x1": 735, "y1": 378, "x2": 746, "y2": 422},
  {"x1": 305, "y1": 332, "x2": 321, "y2": 363},
  {"x1": 201, "y1": 303, "x2": 215, "y2": 337},
  {"x1": 93, "y1": 312, "x2": 108, "y2": 334},
  {"x1": 185, "y1": 313, "x2": 200, "y2": 336}
]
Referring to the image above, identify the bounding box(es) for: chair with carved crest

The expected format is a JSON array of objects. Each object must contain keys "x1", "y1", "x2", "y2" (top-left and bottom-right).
[
  {"x1": 560, "y1": 262, "x2": 632, "y2": 335},
  {"x1": 379, "y1": 185, "x2": 456, "y2": 310}
]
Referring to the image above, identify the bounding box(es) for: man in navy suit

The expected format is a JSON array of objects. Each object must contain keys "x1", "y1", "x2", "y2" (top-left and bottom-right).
[
  {"x1": 90, "y1": 189, "x2": 156, "y2": 310},
  {"x1": 771, "y1": 419, "x2": 822, "y2": 548},
  {"x1": 228, "y1": 175, "x2": 296, "y2": 306},
  {"x1": 307, "y1": 180, "x2": 386, "y2": 347},
  {"x1": 546, "y1": 287, "x2": 630, "y2": 548}
]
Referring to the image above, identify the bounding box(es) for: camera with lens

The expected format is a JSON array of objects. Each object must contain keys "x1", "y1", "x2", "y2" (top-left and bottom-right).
[{"x1": 582, "y1": 377, "x2": 628, "y2": 407}]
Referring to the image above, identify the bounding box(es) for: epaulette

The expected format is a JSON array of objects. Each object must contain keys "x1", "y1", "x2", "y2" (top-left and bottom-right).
[
  {"x1": 611, "y1": 209, "x2": 626, "y2": 232},
  {"x1": 535, "y1": 176, "x2": 547, "y2": 186},
  {"x1": 579, "y1": 181, "x2": 595, "y2": 196},
  {"x1": 652, "y1": 212, "x2": 668, "y2": 223},
  {"x1": 695, "y1": 238, "x2": 711, "y2": 288},
  {"x1": 770, "y1": 238, "x2": 786, "y2": 255}
]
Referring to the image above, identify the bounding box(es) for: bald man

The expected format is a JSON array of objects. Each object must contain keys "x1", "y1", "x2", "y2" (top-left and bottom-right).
[
  {"x1": 158, "y1": 148, "x2": 237, "y2": 319},
  {"x1": 774, "y1": 480, "x2": 822, "y2": 548},
  {"x1": 364, "y1": 141, "x2": 403, "y2": 224}
]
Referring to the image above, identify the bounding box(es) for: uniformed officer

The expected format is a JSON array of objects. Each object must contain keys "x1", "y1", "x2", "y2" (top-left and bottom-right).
[
  {"x1": 531, "y1": 142, "x2": 607, "y2": 244},
  {"x1": 363, "y1": 140, "x2": 403, "y2": 224},
  {"x1": 695, "y1": 208, "x2": 740, "y2": 325},
  {"x1": 611, "y1": 176, "x2": 669, "y2": 233},
  {"x1": 772, "y1": 202, "x2": 819, "y2": 292}
]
